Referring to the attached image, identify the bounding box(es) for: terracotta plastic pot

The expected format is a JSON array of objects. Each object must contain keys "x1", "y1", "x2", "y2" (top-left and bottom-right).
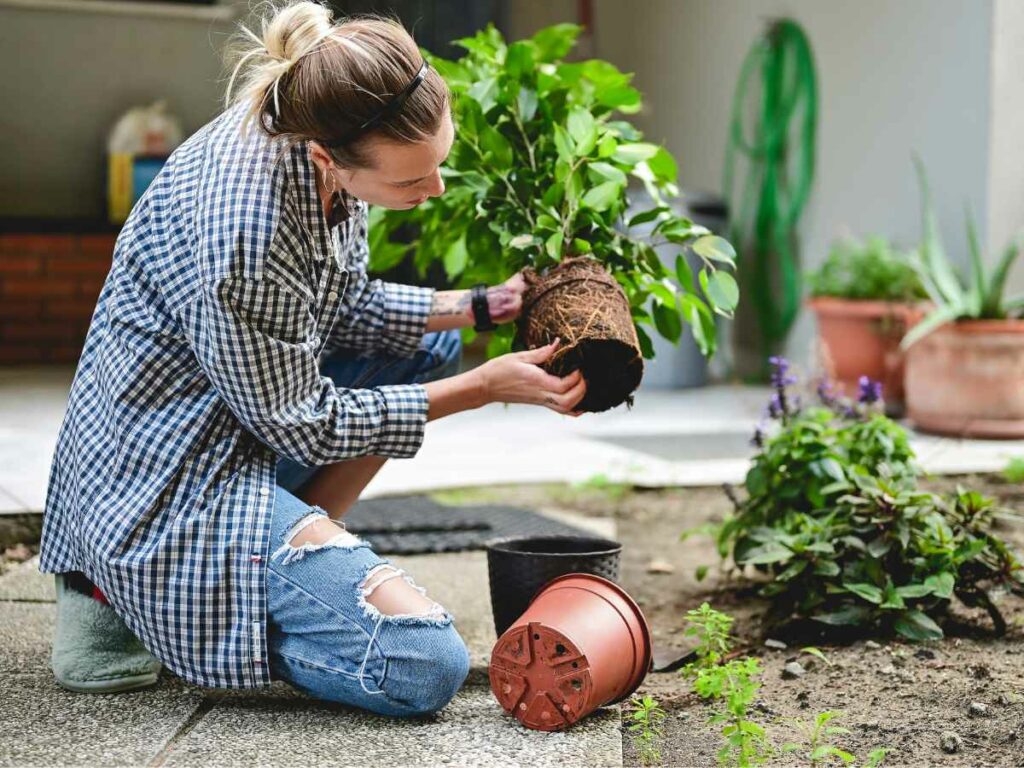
[
  {"x1": 486, "y1": 535, "x2": 621, "y2": 637},
  {"x1": 489, "y1": 573, "x2": 652, "y2": 731},
  {"x1": 808, "y1": 297, "x2": 926, "y2": 413},
  {"x1": 905, "y1": 319, "x2": 1024, "y2": 438}
]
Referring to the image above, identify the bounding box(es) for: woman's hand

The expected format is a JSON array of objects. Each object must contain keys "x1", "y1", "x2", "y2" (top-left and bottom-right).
[
  {"x1": 486, "y1": 271, "x2": 528, "y2": 324},
  {"x1": 474, "y1": 338, "x2": 587, "y2": 416}
]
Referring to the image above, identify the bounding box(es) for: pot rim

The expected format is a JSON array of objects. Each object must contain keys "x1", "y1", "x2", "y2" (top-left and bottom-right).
[
  {"x1": 931, "y1": 317, "x2": 1024, "y2": 335},
  {"x1": 535, "y1": 572, "x2": 652, "y2": 704},
  {"x1": 806, "y1": 296, "x2": 930, "y2": 316},
  {"x1": 486, "y1": 534, "x2": 622, "y2": 558}
]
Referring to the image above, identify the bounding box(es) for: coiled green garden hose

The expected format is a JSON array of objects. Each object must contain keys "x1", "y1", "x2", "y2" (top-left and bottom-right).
[{"x1": 724, "y1": 19, "x2": 817, "y2": 379}]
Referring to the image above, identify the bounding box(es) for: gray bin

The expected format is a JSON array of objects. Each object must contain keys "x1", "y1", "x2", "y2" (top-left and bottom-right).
[{"x1": 626, "y1": 189, "x2": 728, "y2": 390}]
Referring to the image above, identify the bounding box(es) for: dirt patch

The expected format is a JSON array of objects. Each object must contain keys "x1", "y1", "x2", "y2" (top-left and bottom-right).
[{"x1": 441, "y1": 476, "x2": 1024, "y2": 767}]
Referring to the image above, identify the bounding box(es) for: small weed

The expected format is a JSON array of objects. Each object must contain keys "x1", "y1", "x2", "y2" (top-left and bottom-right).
[
  {"x1": 800, "y1": 647, "x2": 832, "y2": 667},
  {"x1": 1003, "y1": 457, "x2": 1024, "y2": 484},
  {"x1": 683, "y1": 602, "x2": 735, "y2": 670},
  {"x1": 572, "y1": 473, "x2": 633, "y2": 500},
  {"x1": 681, "y1": 604, "x2": 771, "y2": 767},
  {"x1": 782, "y1": 710, "x2": 888, "y2": 767},
  {"x1": 694, "y1": 658, "x2": 772, "y2": 767},
  {"x1": 627, "y1": 694, "x2": 667, "y2": 766}
]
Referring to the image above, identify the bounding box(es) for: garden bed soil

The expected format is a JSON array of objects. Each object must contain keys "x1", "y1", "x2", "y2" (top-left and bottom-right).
[{"x1": 438, "y1": 476, "x2": 1024, "y2": 768}]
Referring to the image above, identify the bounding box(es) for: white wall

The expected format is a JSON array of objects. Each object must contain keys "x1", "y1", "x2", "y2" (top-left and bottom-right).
[
  {"x1": 505, "y1": 0, "x2": 1015, "y2": 361},
  {"x1": 988, "y1": 0, "x2": 1024, "y2": 294},
  {"x1": 590, "y1": 0, "x2": 996, "y2": 361},
  {"x1": 0, "y1": 2, "x2": 241, "y2": 219}
]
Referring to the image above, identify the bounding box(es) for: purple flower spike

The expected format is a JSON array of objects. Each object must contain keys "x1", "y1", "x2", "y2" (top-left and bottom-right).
[
  {"x1": 817, "y1": 378, "x2": 838, "y2": 408},
  {"x1": 766, "y1": 393, "x2": 784, "y2": 420},
  {"x1": 768, "y1": 356, "x2": 797, "y2": 389},
  {"x1": 857, "y1": 375, "x2": 883, "y2": 405}
]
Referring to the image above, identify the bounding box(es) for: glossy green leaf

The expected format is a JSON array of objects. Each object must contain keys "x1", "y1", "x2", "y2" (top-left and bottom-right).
[{"x1": 581, "y1": 181, "x2": 622, "y2": 212}]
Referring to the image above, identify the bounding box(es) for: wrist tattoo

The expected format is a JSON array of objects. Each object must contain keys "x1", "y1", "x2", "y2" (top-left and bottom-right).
[{"x1": 430, "y1": 291, "x2": 473, "y2": 318}]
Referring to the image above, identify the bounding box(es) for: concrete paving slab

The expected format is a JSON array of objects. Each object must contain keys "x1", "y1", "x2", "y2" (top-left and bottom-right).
[
  {"x1": 0, "y1": 601, "x2": 205, "y2": 768},
  {"x1": 0, "y1": 367, "x2": 71, "y2": 515},
  {"x1": 0, "y1": 673, "x2": 203, "y2": 768},
  {"x1": 0, "y1": 556, "x2": 54, "y2": 602},
  {"x1": 0, "y1": 487, "x2": 26, "y2": 514},
  {"x1": 160, "y1": 685, "x2": 622, "y2": 768},
  {"x1": 0, "y1": 601, "x2": 57, "y2": 675}
]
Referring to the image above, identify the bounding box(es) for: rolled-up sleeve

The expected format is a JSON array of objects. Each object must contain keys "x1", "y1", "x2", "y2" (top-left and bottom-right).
[{"x1": 180, "y1": 275, "x2": 428, "y2": 465}]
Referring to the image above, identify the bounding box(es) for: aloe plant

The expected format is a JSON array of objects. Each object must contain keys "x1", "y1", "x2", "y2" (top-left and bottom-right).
[{"x1": 901, "y1": 157, "x2": 1024, "y2": 348}]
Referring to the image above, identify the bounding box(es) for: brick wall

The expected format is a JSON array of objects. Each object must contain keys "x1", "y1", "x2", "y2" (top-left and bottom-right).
[{"x1": 0, "y1": 233, "x2": 116, "y2": 364}]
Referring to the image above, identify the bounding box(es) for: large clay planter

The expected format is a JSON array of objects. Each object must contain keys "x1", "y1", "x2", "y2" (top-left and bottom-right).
[
  {"x1": 486, "y1": 535, "x2": 621, "y2": 636},
  {"x1": 808, "y1": 297, "x2": 926, "y2": 413},
  {"x1": 517, "y1": 256, "x2": 644, "y2": 413},
  {"x1": 489, "y1": 573, "x2": 652, "y2": 731},
  {"x1": 905, "y1": 319, "x2": 1024, "y2": 438}
]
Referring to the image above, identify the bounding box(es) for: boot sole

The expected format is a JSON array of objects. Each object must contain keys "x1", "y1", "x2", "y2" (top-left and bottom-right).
[{"x1": 53, "y1": 670, "x2": 160, "y2": 694}]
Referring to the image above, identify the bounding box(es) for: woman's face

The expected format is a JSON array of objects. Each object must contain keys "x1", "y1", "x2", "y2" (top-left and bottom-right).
[{"x1": 312, "y1": 111, "x2": 454, "y2": 210}]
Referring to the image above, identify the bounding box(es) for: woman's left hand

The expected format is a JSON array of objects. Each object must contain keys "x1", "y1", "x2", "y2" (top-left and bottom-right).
[{"x1": 488, "y1": 271, "x2": 527, "y2": 324}]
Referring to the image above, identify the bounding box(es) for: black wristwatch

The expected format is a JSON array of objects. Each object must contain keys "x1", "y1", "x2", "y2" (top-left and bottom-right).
[{"x1": 470, "y1": 283, "x2": 496, "y2": 332}]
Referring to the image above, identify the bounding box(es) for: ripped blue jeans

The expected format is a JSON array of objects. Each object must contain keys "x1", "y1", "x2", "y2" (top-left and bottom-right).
[{"x1": 268, "y1": 330, "x2": 470, "y2": 717}]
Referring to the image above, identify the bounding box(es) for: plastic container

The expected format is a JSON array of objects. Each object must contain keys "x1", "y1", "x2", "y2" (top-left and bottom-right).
[
  {"x1": 486, "y1": 535, "x2": 621, "y2": 637},
  {"x1": 489, "y1": 573, "x2": 652, "y2": 731},
  {"x1": 107, "y1": 101, "x2": 183, "y2": 223}
]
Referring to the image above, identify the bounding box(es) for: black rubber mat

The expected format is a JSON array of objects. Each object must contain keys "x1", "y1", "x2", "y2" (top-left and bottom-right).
[{"x1": 343, "y1": 495, "x2": 592, "y2": 554}]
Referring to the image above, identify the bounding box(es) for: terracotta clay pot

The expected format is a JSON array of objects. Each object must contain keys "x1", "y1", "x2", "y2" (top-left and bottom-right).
[
  {"x1": 905, "y1": 319, "x2": 1024, "y2": 438},
  {"x1": 808, "y1": 297, "x2": 926, "y2": 414},
  {"x1": 486, "y1": 535, "x2": 621, "y2": 637},
  {"x1": 489, "y1": 573, "x2": 652, "y2": 732}
]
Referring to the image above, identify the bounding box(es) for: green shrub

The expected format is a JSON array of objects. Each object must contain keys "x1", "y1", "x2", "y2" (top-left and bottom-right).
[
  {"x1": 369, "y1": 23, "x2": 737, "y2": 359},
  {"x1": 806, "y1": 236, "x2": 925, "y2": 302},
  {"x1": 710, "y1": 358, "x2": 1024, "y2": 639}
]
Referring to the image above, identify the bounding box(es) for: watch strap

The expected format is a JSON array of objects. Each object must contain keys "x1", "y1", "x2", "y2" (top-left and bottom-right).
[{"x1": 471, "y1": 283, "x2": 496, "y2": 332}]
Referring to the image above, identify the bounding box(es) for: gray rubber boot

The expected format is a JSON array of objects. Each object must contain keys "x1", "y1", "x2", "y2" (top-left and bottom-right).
[{"x1": 51, "y1": 574, "x2": 162, "y2": 693}]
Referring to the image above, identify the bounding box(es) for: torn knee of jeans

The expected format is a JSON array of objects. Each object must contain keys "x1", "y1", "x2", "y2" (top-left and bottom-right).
[
  {"x1": 357, "y1": 563, "x2": 450, "y2": 625},
  {"x1": 271, "y1": 509, "x2": 365, "y2": 565}
]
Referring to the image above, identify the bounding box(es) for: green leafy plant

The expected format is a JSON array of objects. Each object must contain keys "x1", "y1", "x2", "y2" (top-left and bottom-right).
[
  {"x1": 683, "y1": 601, "x2": 735, "y2": 670},
  {"x1": 807, "y1": 236, "x2": 925, "y2": 302},
  {"x1": 692, "y1": 657, "x2": 772, "y2": 767},
  {"x1": 370, "y1": 23, "x2": 737, "y2": 359},
  {"x1": 681, "y1": 604, "x2": 771, "y2": 768},
  {"x1": 627, "y1": 694, "x2": 668, "y2": 766},
  {"x1": 902, "y1": 157, "x2": 1024, "y2": 348},
  {"x1": 710, "y1": 358, "x2": 1024, "y2": 638},
  {"x1": 782, "y1": 711, "x2": 888, "y2": 767}
]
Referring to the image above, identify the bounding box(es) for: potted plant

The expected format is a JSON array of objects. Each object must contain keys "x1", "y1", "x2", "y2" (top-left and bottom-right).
[
  {"x1": 901, "y1": 160, "x2": 1024, "y2": 438},
  {"x1": 806, "y1": 236, "x2": 927, "y2": 415},
  {"x1": 370, "y1": 23, "x2": 738, "y2": 412}
]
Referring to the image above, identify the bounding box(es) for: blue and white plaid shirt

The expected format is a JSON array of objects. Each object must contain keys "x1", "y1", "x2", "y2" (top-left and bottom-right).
[{"x1": 39, "y1": 104, "x2": 435, "y2": 689}]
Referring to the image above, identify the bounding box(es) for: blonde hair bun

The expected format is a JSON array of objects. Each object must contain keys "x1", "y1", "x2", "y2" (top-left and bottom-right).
[{"x1": 224, "y1": 1, "x2": 449, "y2": 169}]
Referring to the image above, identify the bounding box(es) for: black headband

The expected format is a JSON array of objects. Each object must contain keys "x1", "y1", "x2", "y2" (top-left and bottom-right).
[{"x1": 327, "y1": 61, "x2": 429, "y2": 148}]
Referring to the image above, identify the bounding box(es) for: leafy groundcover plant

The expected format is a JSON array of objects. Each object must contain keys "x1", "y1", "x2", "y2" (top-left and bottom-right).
[
  {"x1": 807, "y1": 236, "x2": 925, "y2": 303},
  {"x1": 369, "y1": 23, "x2": 738, "y2": 364},
  {"x1": 709, "y1": 359, "x2": 1024, "y2": 639}
]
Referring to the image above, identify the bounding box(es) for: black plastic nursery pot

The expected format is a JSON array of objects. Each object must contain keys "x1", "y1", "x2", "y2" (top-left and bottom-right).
[{"x1": 485, "y1": 535, "x2": 622, "y2": 636}]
